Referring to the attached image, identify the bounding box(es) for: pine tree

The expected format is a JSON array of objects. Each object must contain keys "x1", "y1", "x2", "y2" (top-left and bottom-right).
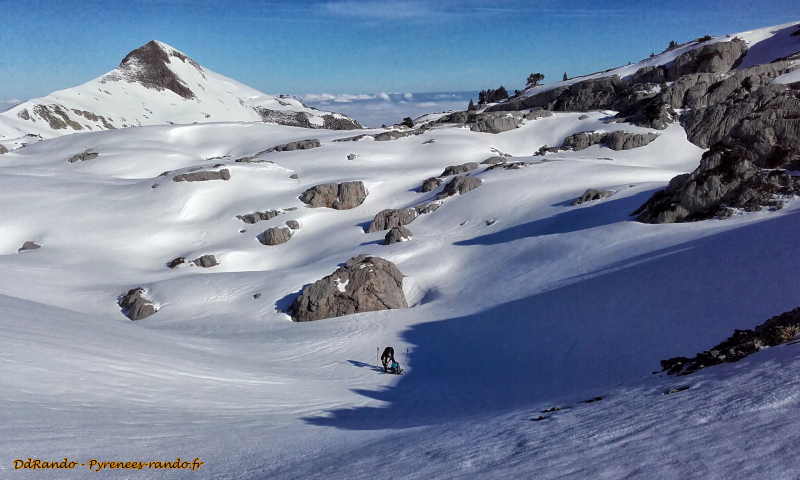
[
  {"x1": 563, "y1": 72, "x2": 568, "y2": 81},
  {"x1": 468, "y1": 99, "x2": 476, "y2": 111}
]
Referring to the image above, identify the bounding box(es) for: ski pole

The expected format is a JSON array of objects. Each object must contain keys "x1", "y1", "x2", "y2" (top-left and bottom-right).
[
  {"x1": 377, "y1": 347, "x2": 379, "y2": 369},
  {"x1": 406, "y1": 348, "x2": 409, "y2": 366}
]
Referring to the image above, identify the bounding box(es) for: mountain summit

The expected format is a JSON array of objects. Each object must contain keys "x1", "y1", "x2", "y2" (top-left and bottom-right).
[{"x1": 0, "y1": 40, "x2": 361, "y2": 141}]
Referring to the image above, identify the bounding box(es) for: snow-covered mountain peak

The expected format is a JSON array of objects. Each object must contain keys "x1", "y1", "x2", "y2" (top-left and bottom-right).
[{"x1": 0, "y1": 40, "x2": 361, "y2": 146}]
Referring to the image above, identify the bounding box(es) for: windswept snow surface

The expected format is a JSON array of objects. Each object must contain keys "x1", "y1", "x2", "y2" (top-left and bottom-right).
[{"x1": 2, "y1": 99, "x2": 800, "y2": 477}]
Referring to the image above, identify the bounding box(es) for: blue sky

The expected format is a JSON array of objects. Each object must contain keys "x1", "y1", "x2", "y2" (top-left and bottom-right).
[{"x1": 1, "y1": 0, "x2": 798, "y2": 120}]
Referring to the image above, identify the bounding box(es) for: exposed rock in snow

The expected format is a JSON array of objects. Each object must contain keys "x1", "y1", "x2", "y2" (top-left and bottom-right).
[
  {"x1": 384, "y1": 226, "x2": 413, "y2": 245},
  {"x1": 440, "y1": 175, "x2": 482, "y2": 197},
  {"x1": 192, "y1": 254, "x2": 218, "y2": 268},
  {"x1": 167, "y1": 257, "x2": 186, "y2": 269},
  {"x1": 667, "y1": 38, "x2": 748, "y2": 80},
  {"x1": 299, "y1": 181, "x2": 367, "y2": 210},
  {"x1": 19, "y1": 241, "x2": 41, "y2": 252},
  {"x1": 441, "y1": 162, "x2": 480, "y2": 177},
  {"x1": 236, "y1": 209, "x2": 282, "y2": 224},
  {"x1": 289, "y1": 255, "x2": 408, "y2": 322},
  {"x1": 285, "y1": 220, "x2": 300, "y2": 230},
  {"x1": 526, "y1": 109, "x2": 554, "y2": 120},
  {"x1": 260, "y1": 227, "x2": 292, "y2": 246},
  {"x1": 561, "y1": 131, "x2": 659, "y2": 151},
  {"x1": 374, "y1": 130, "x2": 414, "y2": 141},
  {"x1": 470, "y1": 112, "x2": 524, "y2": 133},
  {"x1": 661, "y1": 306, "x2": 800, "y2": 375},
  {"x1": 0, "y1": 145, "x2": 8, "y2": 155},
  {"x1": 480, "y1": 156, "x2": 507, "y2": 165},
  {"x1": 572, "y1": 189, "x2": 614, "y2": 205},
  {"x1": 367, "y1": 208, "x2": 418, "y2": 233},
  {"x1": 118, "y1": 287, "x2": 158, "y2": 320},
  {"x1": 347, "y1": 153, "x2": 358, "y2": 160},
  {"x1": 172, "y1": 169, "x2": 231, "y2": 182},
  {"x1": 118, "y1": 40, "x2": 198, "y2": 99},
  {"x1": 67, "y1": 148, "x2": 99, "y2": 163},
  {"x1": 420, "y1": 177, "x2": 443, "y2": 193},
  {"x1": 261, "y1": 139, "x2": 321, "y2": 153}
]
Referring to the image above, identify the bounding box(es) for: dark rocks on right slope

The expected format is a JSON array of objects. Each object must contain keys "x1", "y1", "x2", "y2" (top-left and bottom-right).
[
  {"x1": 299, "y1": 181, "x2": 367, "y2": 210},
  {"x1": 118, "y1": 287, "x2": 158, "y2": 320},
  {"x1": 666, "y1": 38, "x2": 748, "y2": 80},
  {"x1": 440, "y1": 176, "x2": 482, "y2": 197},
  {"x1": 289, "y1": 255, "x2": 408, "y2": 322},
  {"x1": 440, "y1": 162, "x2": 480, "y2": 177}
]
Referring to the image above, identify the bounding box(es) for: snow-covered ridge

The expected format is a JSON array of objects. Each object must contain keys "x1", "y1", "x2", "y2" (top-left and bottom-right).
[{"x1": 0, "y1": 40, "x2": 361, "y2": 143}]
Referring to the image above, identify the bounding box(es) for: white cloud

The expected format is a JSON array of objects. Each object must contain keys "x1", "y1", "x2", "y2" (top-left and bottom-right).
[
  {"x1": 324, "y1": 0, "x2": 436, "y2": 20},
  {"x1": 404, "y1": 93, "x2": 413, "y2": 100},
  {"x1": 0, "y1": 99, "x2": 22, "y2": 105}
]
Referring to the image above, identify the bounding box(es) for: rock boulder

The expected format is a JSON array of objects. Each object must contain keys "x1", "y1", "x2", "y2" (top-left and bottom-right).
[
  {"x1": 118, "y1": 287, "x2": 158, "y2": 320},
  {"x1": 299, "y1": 181, "x2": 367, "y2": 210}
]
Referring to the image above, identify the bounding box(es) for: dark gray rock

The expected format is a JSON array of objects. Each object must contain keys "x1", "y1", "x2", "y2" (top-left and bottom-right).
[
  {"x1": 631, "y1": 65, "x2": 668, "y2": 85},
  {"x1": 526, "y1": 108, "x2": 554, "y2": 120},
  {"x1": 374, "y1": 130, "x2": 414, "y2": 141},
  {"x1": 384, "y1": 226, "x2": 413, "y2": 245},
  {"x1": 441, "y1": 162, "x2": 480, "y2": 177},
  {"x1": 0, "y1": 145, "x2": 8, "y2": 154},
  {"x1": 299, "y1": 181, "x2": 367, "y2": 210},
  {"x1": 285, "y1": 220, "x2": 300, "y2": 229},
  {"x1": 480, "y1": 156, "x2": 507, "y2": 165},
  {"x1": 236, "y1": 209, "x2": 282, "y2": 224},
  {"x1": 262, "y1": 139, "x2": 321, "y2": 153},
  {"x1": 422, "y1": 139, "x2": 436, "y2": 145},
  {"x1": 470, "y1": 112, "x2": 524, "y2": 133},
  {"x1": 561, "y1": 131, "x2": 658, "y2": 151},
  {"x1": 578, "y1": 115, "x2": 590, "y2": 120},
  {"x1": 167, "y1": 257, "x2": 186, "y2": 268},
  {"x1": 562, "y1": 132, "x2": 607, "y2": 151},
  {"x1": 332, "y1": 134, "x2": 369, "y2": 142},
  {"x1": 534, "y1": 145, "x2": 560, "y2": 156},
  {"x1": 260, "y1": 227, "x2": 292, "y2": 246},
  {"x1": 235, "y1": 156, "x2": 273, "y2": 163},
  {"x1": 118, "y1": 287, "x2": 158, "y2": 321},
  {"x1": 321, "y1": 114, "x2": 362, "y2": 130},
  {"x1": 289, "y1": 255, "x2": 408, "y2": 322},
  {"x1": 367, "y1": 208, "x2": 418, "y2": 233},
  {"x1": 572, "y1": 189, "x2": 614, "y2": 205},
  {"x1": 667, "y1": 39, "x2": 747, "y2": 80},
  {"x1": 420, "y1": 177, "x2": 443, "y2": 192},
  {"x1": 19, "y1": 241, "x2": 41, "y2": 251},
  {"x1": 192, "y1": 254, "x2": 218, "y2": 268},
  {"x1": 68, "y1": 148, "x2": 99, "y2": 163},
  {"x1": 118, "y1": 41, "x2": 197, "y2": 99},
  {"x1": 290, "y1": 174, "x2": 299, "y2": 179},
  {"x1": 347, "y1": 153, "x2": 358, "y2": 160},
  {"x1": 414, "y1": 201, "x2": 441, "y2": 215},
  {"x1": 440, "y1": 176, "x2": 482, "y2": 197},
  {"x1": 172, "y1": 169, "x2": 230, "y2": 182}
]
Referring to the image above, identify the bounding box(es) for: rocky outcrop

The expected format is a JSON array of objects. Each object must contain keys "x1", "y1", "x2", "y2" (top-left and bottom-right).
[
  {"x1": 526, "y1": 109, "x2": 553, "y2": 120},
  {"x1": 374, "y1": 130, "x2": 414, "y2": 141},
  {"x1": 68, "y1": 149, "x2": 100, "y2": 163},
  {"x1": 119, "y1": 41, "x2": 197, "y2": 99},
  {"x1": 173, "y1": 169, "x2": 230, "y2": 182},
  {"x1": 634, "y1": 79, "x2": 800, "y2": 223},
  {"x1": 384, "y1": 226, "x2": 413, "y2": 245},
  {"x1": 260, "y1": 227, "x2": 292, "y2": 246},
  {"x1": 118, "y1": 287, "x2": 158, "y2": 321},
  {"x1": 666, "y1": 38, "x2": 747, "y2": 80},
  {"x1": 192, "y1": 254, "x2": 218, "y2": 268},
  {"x1": 299, "y1": 181, "x2": 367, "y2": 210},
  {"x1": 561, "y1": 131, "x2": 658, "y2": 151},
  {"x1": 366, "y1": 202, "x2": 441, "y2": 233},
  {"x1": 167, "y1": 257, "x2": 186, "y2": 268},
  {"x1": 19, "y1": 241, "x2": 41, "y2": 251},
  {"x1": 236, "y1": 209, "x2": 282, "y2": 224},
  {"x1": 440, "y1": 176, "x2": 482, "y2": 197},
  {"x1": 289, "y1": 255, "x2": 408, "y2": 322},
  {"x1": 661, "y1": 306, "x2": 800, "y2": 376},
  {"x1": 441, "y1": 162, "x2": 480, "y2": 177},
  {"x1": 0, "y1": 145, "x2": 8, "y2": 154},
  {"x1": 285, "y1": 220, "x2": 300, "y2": 229},
  {"x1": 481, "y1": 156, "x2": 507, "y2": 165},
  {"x1": 322, "y1": 114, "x2": 363, "y2": 130},
  {"x1": 572, "y1": 189, "x2": 614, "y2": 205},
  {"x1": 470, "y1": 112, "x2": 524, "y2": 133},
  {"x1": 261, "y1": 139, "x2": 321, "y2": 153},
  {"x1": 420, "y1": 177, "x2": 443, "y2": 193}
]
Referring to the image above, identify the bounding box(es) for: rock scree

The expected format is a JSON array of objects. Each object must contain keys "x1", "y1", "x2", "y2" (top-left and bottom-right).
[{"x1": 289, "y1": 255, "x2": 408, "y2": 322}]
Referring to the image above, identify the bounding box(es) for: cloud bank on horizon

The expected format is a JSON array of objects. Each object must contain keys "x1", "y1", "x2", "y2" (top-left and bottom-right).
[{"x1": 299, "y1": 91, "x2": 475, "y2": 127}]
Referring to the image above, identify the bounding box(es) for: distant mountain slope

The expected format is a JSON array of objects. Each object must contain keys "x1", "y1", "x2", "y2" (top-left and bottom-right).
[{"x1": 0, "y1": 40, "x2": 361, "y2": 142}]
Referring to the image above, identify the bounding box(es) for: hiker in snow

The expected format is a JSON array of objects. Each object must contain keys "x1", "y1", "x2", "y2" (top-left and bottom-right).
[{"x1": 381, "y1": 347, "x2": 395, "y2": 373}]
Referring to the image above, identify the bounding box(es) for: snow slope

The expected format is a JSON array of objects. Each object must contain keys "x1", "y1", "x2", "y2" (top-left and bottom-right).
[
  {"x1": 3, "y1": 22, "x2": 800, "y2": 480},
  {"x1": 0, "y1": 41, "x2": 359, "y2": 143}
]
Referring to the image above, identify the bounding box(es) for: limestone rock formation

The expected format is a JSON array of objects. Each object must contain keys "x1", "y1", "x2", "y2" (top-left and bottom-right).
[
  {"x1": 68, "y1": 149, "x2": 100, "y2": 163},
  {"x1": 440, "y1": 176, "x2": 482, "y2": 197},
  {"x1": 299, "y1": 181, "x2": 367, "y2": 210},
  {"x1": 19, "y1": 241, "x2": 41, "y2": 251},
  {"x1": 470, "y1": 112, "x2": 524, "y2": 133},
  {"x1": 666, "y1": 38, "x2": 747, "y2": 80},
  {"x1": 572, "y1": 189, "x2": 614, "y2": 205},
  {"x1": 260, "y1": 227, "x2": 292, "y2": 246},
  {"x1": 236, "y1": 209, "x2": 282, "y2": 224},
  {"x1": 285, "y1": 220, "x2": 300, "y2": 229},
  {"x1": 192, "y1": 254, "x2": 218, "y2": 268},
  {"x1": 261, "y1": 139, "x2": 321, "y2": 153},
  {"x1": 480, "y1": 156, "x2": 507, "y2": 165},
  {"x1": 118, "y1": 287, "x2": 158, "y2": 320},
  {"x1": 289, "y1": 255, "x2": 408, "y2": 322},
  {"x1": 366, "y1": 202, "x2": 441, "y2": 233},
  {"x1": 173, "y1": 169, "x2": 230, "y2": 182},
  {"x1": 384, "y1": 226, "x2": 413, "y2": 245},
  {"x1": 420, "y1": 177, "x2": 443, "y2": 193},
  {"x1": 561, "y1": 131, "x2": 658, "y2": 151},
  {"x1": 0, "y1": 145, "x2": 8, "y2": 154},
  {"x1": 441, "y1": 162, "x2": 480, "y2": 177}
]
